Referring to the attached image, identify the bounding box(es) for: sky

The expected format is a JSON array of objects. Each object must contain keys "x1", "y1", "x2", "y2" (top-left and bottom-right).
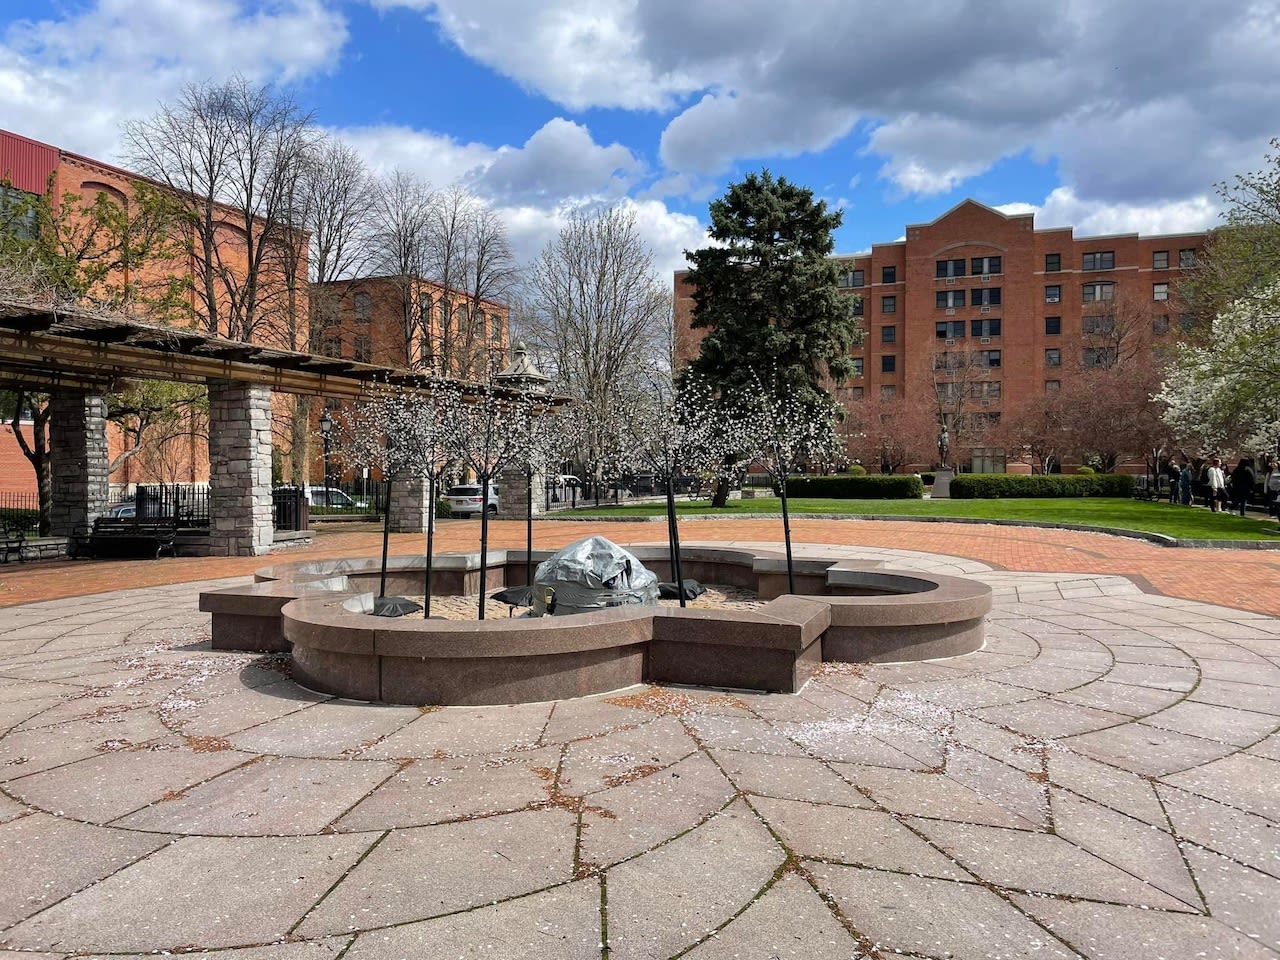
[{"x1": 3, "y1": 0, "x2": 1279, "y2": 280}]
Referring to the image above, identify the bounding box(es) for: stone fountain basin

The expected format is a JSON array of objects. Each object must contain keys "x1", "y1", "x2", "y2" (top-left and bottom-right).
[{"x1": 200, "y1": 544, "x2": 991, "y2": 705}]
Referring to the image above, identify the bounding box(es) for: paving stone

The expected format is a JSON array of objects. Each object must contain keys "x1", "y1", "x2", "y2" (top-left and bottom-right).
[
  {"x1": 1191, "y1": 678, "x2": 1280, "y2": 716},
  {"x1": 559, "y1": 716, "x2": 700, "y2": 795},
  {"x1": 1049, "y1": 789, "x2": 1201, "y2": 908},
  {"x1": 5, "y1": 737, "x2": 249, "y2": 822},
  {"x1": 334, "y1": 747, "x2": 559, "y2": 831},
  {"x1": 115, "y1": 755, "x2": 397, "y2": 835},
  {"x1": 539, "y1": 695, "x2": 664, "y2": 742},
  {"x1": 680, "y1": 873, "x2": 862, "y2": 959},
  {"x1": 750, "y1": 796, "x2": 969, "y2": 880},
  {"x1": 1011, "y1": 894, "x2": 1278, "y2": 960},
  {"x1": 975, "y1": 697, "x2": 1130, "y2": 739},
  {"x1": 810, "y1": 865, "x2": 1078, "y2": 960},
  {"x1": 709, "y1": 748, "x2": 873, "y2": 807},
  {"x1": 0, "y1": 814, "x2": 170, "y2": 928},
  {"x1": 1183, "y1": 844, "x2": 1280, "y2": 951},
  {"x1": 1247, "y1": 733, "x2": 1280, "y2": 761},
  {"x1": 684, "y1": 712, "x2": 812, "y2": 758},
  {"x1": 0, "y1": 709, "x2": 173, "y2": 780},
  {"x1": 1160, "y1": 753, "x2": 1280, "y2": 821},
  {"x1": 298, "y1": 808, "x2": 576, "y2": 935},
  {"x1": 909, "y1": 818, "x2": 1192, "y2": 909},
  {"x1": 605, "y1": 800, "x2": 783, "y2": 960},
  {"x1": 578, "y1": 751, "x2": 737, "y2": 867},
  {"x1": 1059, "y1": 722, "x2": 1238, "y2": 777},
  {"x1": 0, "y1": 695, "x2": 67, "y2": 734},
  {"x1": 943, "y1": 745, "x2": 1049, "y2": 826},
  {"x1": 158, "y1": 679, "x2": 329, "y2": 738},
  {"x1": 1, "y1": 834, "x2": 371, "y2": 954},
  {"x1": 834, "y1": 764, "x2": 1036, "y2": 829},
  {"x1": 340, "y1": 880, "x2": 602, "y2": 960},
  {"x1": 1056, "y1": 680, "x2": 1186, "y2": 717},
  {"x1": 1106, "y1": 643, "x2": 1198, "y2": 667},
  {"x1": 1142, "y1": 700, "x2": 1279, "y2": 746},
  {"x1": 1046, "y1": 750, "x2": 1169, "y2": 827},
  {"x1": 781, "y1": 707, "x2": 947, "y2": 770},
  {"x1": 364, "y1": 702, "x2": 554, "y2": 757},
  {"x1": 79, "y1": 940, "x2": 352, "y2": 960},
  {"x1": 894, "y1": 677, "x2": 1035, "y2": 710},
  {"x1": 1197, "y1": 657, "x2": 1280, "y2": 686},
  {"x1": 227, "y1": 700, "x2": 420, "y2": 757},
  {"x1": 948, "y1": 714, "x2": 1044, "y2": 773}
]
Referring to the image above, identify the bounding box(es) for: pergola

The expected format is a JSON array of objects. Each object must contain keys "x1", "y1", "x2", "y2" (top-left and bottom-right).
[{"x1": 0, "y1": 299, "x2": 508, "y2": 555}]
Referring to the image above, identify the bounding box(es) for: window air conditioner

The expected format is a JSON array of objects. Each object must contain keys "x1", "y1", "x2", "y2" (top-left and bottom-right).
[
  {"x1": 981, "y1": 399, "x2": 992, "y2": 406},
  {"x1": 945, "y1": 338, "x2": 956, "y2": 345},
  {"x1": 1046, "y1": 295, "x2": 1060, "y2": 303},
  {"x1": 946, "y1": 308, "x2": 956, "y2": 315},
  {"x1": 980, "y1": 336, "x2": 992, "y2": 344},
  {"x1": 981, "y1": 274, "x2": 991, "y2": 282},
  {"x1": 980, "y1": 306, "x2": 992, "y2": 313},
  {"x1": 945, "y1": 277, "x2": 956, "y2": 285}
]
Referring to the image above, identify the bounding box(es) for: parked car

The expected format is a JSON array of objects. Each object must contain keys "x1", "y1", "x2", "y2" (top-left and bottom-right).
[
  {"x1": 274, "y1": 486, "x2": 369, "y2": 509},
  {"x1": 445, "y1": 483, "x2": 499, "y2": 518},
  {"x1": 549, "y1": 474, "x2": 581, "y2": 503},
  {"x1": 105, "y1": 502, "x2": 136, "y2": 519}
]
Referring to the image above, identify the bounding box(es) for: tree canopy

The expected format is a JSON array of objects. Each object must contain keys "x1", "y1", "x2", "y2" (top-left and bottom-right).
[{"x1": 683, "y1": 170, "x2": 860, "y2": 408}]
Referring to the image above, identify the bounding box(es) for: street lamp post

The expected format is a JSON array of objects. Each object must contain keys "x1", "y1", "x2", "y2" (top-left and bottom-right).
[{"x1": 319, "y1": 409, "x2": 333, "y2": 496}]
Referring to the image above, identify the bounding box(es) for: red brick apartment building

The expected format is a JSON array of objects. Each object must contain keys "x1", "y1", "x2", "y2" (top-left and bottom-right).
[{"x1": 675, "y1": 199, "x2": 1205, "y2": 472}]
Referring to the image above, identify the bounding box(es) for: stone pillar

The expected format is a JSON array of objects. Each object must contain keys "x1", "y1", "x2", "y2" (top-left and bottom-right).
[
  {"x1": 389, "y1": 476, "x2": 434, "y2": 533},
  {"x1": 498, "y1": 467, "x2": 546, "y2": 519},
  {"x1": 207, "y1": 379, "x2": 274, "y2": 556},
  {"x1": 48, "y1": 389, "x2": 110, "y2": 536},
  {"x1": 931, "y1": 468, "x2": 954, "y2": 499}
]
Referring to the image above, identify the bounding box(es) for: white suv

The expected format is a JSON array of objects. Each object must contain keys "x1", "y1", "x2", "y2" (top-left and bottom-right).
[{"x1": 445, "y1": 483, "x2": 499, "y2": 518}]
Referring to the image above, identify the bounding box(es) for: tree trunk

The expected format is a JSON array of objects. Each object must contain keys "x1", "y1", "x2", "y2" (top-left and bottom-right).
[{"x1": 291, "y1": 395, "x2": 312, "y2": 486}]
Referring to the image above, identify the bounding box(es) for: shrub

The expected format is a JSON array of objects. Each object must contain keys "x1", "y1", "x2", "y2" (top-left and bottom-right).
[
  {"x1": 949, "y1": 473, "x2": 1136, "y2": 499},
  {"x1": 847, "y1": 464, "x2": 867, "y2": 477},
  {"x1": 783, "y1": 474, "x2": 924, "y2": 499},
  {"x1": 1075, "y1": 465, "x2": 1096, "y2": 475},
  {"x1": 920, "y1": 472, "x2": 936, "y2": 486},
  {"x1": 435, "y1": 498, "x2": 452, "y2": 519}
]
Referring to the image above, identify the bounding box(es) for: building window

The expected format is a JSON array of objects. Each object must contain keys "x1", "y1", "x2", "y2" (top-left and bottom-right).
[
  {"x1": 354, "y1": 292, "x2": 372, "y2": 323},
  {"x1": 847, "y1": 386, "x2": 864, "y2": 401},
  {"x1": 881, "y1": 295, "x2": 897, "y2": 314},
  {"x1": 1045, "y1": 253, "x2": 1061, "y2": 272},
  {"x1": 881, "y1": 355, "x2": 896, "y2": 374},
  {"x1": 1082, "y1": 281, "x2": 1115, "y2": 302},
  {"x1": 1045, "y1": 380, "x2": 1060, "y2": 393},
  {"x1": 971, "y1": 287, "x2": 1002, "y2": 306},
  {"x1": 416, "y1": 294, "x2": 432, "y2": 326},
  {"x1": 881, "y1": 325, "x2": 896, "y2": 344},
  {"x1": 971, "y1": 317, "x2": 1001, "y2": 338},
  {"x1": 934, "y1": 351, "x2": 963, "y2": 372},
  {"x1": 851, "y1": 357, "x2": 864, "y2": 377},
  {"x1": 849, "y1": 296, "x2": 864, "y2": 317},
  {"x1": 970, "y1": 447, "x2": 1007, "y2": 473},
  {"x1": 935, "y1": 320, "x2": 965, "y2": 339},
  {"x1": 1045, "y1": 285, "x2": 1061, "y2": 303},
  {"x1": 1153, "y1": 314, "x2": 1170, "y2": 334},
  {"x1": 1082, "y1": 251, "x2": 1115, "y2": 271},
  {"x1": 882, "y1": 266, "x2": 897, "y2": 284},
  {"x1": 1083, "y1": 346, "x2": 1117, "y2": 367},
  {"x1": 1045, "y1": 348, "x2": 1061, "y2": 367},
  {"x1": 1153, "y1": 250, "x2": 1169, "y2": 269},
  {"x1": 1179, "y1": 314, "x2": 1200, "y2": 333},
  {"x1": 976, "y1": 349, "x2": 1001, "y2": 368},
  {"x1": 1153, "y1": 282, "x2": 1169, "y2": 301},
  {"x1": 322, "y1": 331, "x2": 342, "y2": 358},
  {"x1": 936, "y1": 290, "x2": 966, "y2": 309},
  {"x1": 936, "y1": 258, "x2": 966, "y2": 278},
  {"x1": 1045, "y1": 316, "x2": 1062, "y2": 335},
  {"x1": 971, "y1": 255, "x2": 1002, "y2": 275},
  {"x1": 969, "y1": 381, "x2": 1002, "y2": 400},
  {"x1": 1083, "y1": 314, "x2": 1115, "y2": 335},
  {"x1": 354, "y1": 334, "x2": 372, "y2": 363},
  {"x1": 490, "y1": 315, "x2": 504, "y2": 344},
  {"x1": 1179, "y1": 248, "x2": 1197, "y2": 267},
  {"x1": 880, "y1": 384, "x2": 896, "y2": 400}
]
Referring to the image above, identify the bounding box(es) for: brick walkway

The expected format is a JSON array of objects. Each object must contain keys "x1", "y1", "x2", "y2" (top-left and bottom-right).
[
  {"x1": 2, "y1": 527, "x2": 1278, "y2": 958},
  {"x1": 2, "y1": 517, "x2": 1277, "y2": 616}
]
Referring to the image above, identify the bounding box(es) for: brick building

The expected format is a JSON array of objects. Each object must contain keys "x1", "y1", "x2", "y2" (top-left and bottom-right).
[{"x1": 675, "y1": 199, "x2": 1205, "y2": 472}]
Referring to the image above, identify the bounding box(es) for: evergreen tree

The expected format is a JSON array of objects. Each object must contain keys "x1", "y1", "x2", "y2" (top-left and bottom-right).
[{"x1": 684, "y1": 170, "x2": 860, "y2": 406}]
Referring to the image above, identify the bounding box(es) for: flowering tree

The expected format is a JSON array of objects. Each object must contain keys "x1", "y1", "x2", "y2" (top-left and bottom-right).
[
  {"x1": 725, "y1": 375, "x2": 844, "y2": 593},
  {"x1": 1157, "y1": 290, "x2": 1280, "y2": 458}
]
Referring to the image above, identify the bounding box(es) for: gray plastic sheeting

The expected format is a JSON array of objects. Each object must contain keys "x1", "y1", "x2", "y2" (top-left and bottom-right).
[{"x1": 532, "y1": 536, "x2": 660, "y2": 615}]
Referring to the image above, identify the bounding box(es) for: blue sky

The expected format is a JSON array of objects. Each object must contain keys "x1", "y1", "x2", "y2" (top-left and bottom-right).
[{"x1": 3, "y1": 0, "x2": 1279, "y2": 276}]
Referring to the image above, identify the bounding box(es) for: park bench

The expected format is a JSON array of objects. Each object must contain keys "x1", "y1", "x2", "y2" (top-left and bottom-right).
[
  {"x1": 2, "y1": 523, "x2": 27, "y2": 563},
  {"x1": 89, "y1": 517, "x2": 178, "y2": 560}
]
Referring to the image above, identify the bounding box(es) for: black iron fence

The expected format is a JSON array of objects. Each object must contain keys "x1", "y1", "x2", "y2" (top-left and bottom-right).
[
  {"x1": 0, "y1": 492, "x2": 39, "y2": 533},
  {"x1": 132, "y1": 485, "x2": 210, "y2": 527}
]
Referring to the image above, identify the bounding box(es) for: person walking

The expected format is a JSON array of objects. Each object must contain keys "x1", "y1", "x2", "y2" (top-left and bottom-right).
[
  {"x1": 1266, "y1": 459, "x2": 1280, "y2": 517},
  {"x1": 1205, "y1": 457, "x2": 1228, "y2": 512},
  {"x1": 1229, "y1": 457, "x2": 1256, "y2": 517},
  {"x1": 1179, "y1": 458, "x2": 1193, "y2": 506}
]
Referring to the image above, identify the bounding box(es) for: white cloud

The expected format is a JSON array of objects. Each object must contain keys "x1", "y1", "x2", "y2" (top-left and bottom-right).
[
  {"x1": 477, "y1": 119, "x2": 643, "y2": 204},
  {"x1": 995, "y1": 188, "x2": 1220, "y2": 238},
  {"x1": 0, "y1": 0, "x2": 348, "y2": 160}
]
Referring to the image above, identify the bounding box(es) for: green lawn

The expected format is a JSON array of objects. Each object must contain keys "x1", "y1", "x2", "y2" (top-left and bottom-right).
[{"x1": 570, "y1": 496, "x2": 1280, "y2": 541}]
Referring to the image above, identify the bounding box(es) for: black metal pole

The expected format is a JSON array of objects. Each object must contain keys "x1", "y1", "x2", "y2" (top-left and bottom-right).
[
  {"x1": 478, "y1": 475, "x2": 490, "y2": 621},
  {"x1": 526, "y1": 466, "x2": 534, "y2": 594},
  {"x1": 665, "y1": 482, "x2": 686, "y2": 608},
  {"x1": 379, "y1": 475, "x2": 392, "y2": 600},
  {"x1": 423, "y1": 473, "x2": 435, "y2": 619},
  {"x1": 780, "y1": 477, "x2": 796, "y2": 595}
]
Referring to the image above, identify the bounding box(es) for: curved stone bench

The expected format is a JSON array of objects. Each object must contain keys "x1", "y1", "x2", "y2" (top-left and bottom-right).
[{"x1": 203, "y1": 543, "x2": 991, "y2": 704}]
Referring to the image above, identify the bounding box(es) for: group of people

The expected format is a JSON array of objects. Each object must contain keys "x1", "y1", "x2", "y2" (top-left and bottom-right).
[{"x1": 1171, "y1": 456, "x2": 1280, "y2": 516}]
